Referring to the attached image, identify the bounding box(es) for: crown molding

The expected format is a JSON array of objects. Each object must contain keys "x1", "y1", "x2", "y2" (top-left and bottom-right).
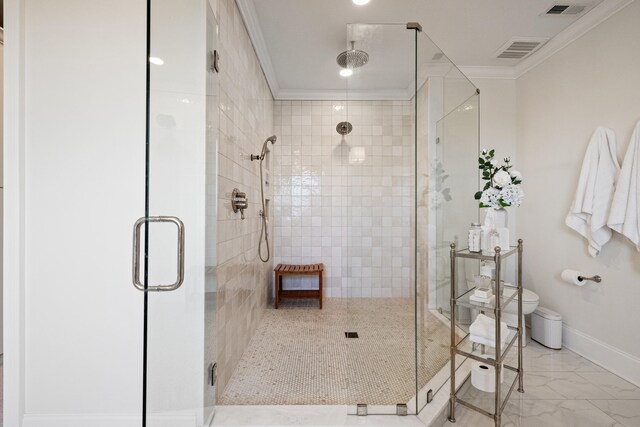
[
  {"x1": 276, "y1": 89, "x2": 411, "y2": 101},
  {"x1": 514, "y1": 0, "x2": 635, "y2": 78},
  {"x1": 458, "y1": 66, "x2": 516, "y2": 80},
  {"x1": 235, "y1": 0, "x2": 280, "y2": 97},
  {"x1": 238, "y1": 0, "x2": 634, "y2": 98},
  {"x1": 236, "y1": 0, "x2": 412, "y2": 101}
]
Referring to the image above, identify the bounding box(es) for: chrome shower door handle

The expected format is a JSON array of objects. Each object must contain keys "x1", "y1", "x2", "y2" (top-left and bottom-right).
[{"x1": 132, "y1": 216, "x2": 185, "y2": 292}]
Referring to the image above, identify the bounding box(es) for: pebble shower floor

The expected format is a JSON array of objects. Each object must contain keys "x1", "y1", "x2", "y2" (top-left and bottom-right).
[{"x1": 219, "y1": 298, "x2": 451, "y2": 406}]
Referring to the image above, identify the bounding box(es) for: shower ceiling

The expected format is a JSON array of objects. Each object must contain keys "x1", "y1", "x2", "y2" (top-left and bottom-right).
[{"x1": 241, "y1": 0, "x2": 603, "y2": 97}]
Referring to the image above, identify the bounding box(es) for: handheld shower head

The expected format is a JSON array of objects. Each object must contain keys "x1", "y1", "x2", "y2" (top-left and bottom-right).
[
  {"x1": 251, "y1": 135, "x2": 278, "y2": 161},
  {"x1": 261, "y1": 135, "x2": 277, "y2": 158},
  {"x1": 256, "y1": 135, "x2": 277, "y2": 262}
]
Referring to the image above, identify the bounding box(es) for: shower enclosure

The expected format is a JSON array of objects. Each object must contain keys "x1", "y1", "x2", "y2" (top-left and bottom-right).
[
  {"x1": 137, "y1": 0, "x2": 479, "y2": 423},
  {"x1": 336, "y1": 23, "x2": 480, "y2": 415}
]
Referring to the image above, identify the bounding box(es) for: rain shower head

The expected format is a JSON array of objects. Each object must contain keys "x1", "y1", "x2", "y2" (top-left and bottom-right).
[{"x1": 337, "y1": 41, "x2": 369, "y2": 69}]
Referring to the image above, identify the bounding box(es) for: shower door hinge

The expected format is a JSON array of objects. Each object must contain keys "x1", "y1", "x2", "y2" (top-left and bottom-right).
[
  {"x1": 356, "y1": 404, "x2": 368, "y2": 416},
  {"x1": 406, "y1": 22, "x2": 423, "y2": 32},
  {"x1": 209, "y1": 362, "x2": 217, "y2": 387},
  {"x1": 210, "y1": 50, "x2": 220, "y2": 73},
  {"x1": 396, "y1": 404, "x2": 408, "y2": 416},
  {"x1": 427, "y1": 389, "x2": 434, "y2": 403},
  {"x1": 436, "y1": 137, "x2": 440, "y2": 145}
]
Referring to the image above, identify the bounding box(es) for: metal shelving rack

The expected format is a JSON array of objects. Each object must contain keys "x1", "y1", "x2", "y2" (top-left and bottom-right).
[{"x1": 448, "y1": 239, "x2": 524, "y2": 426}]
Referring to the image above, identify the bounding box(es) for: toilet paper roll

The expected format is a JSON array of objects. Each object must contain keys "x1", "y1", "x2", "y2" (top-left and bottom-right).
[
  {"x1": 471, "y1": 360, "x2": 504, "y2": 393},
  {"x1": 561, "y1": 269, "x2": 586, "y2": 286}
]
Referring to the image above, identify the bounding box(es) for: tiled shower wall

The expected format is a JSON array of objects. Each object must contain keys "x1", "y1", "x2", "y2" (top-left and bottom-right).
[
  {"x1": 272, "y1": 100, "x2": 413, "y2": 298},
  {"x1": 214, "y1": 0, "x2": 274, "y2": 396}
]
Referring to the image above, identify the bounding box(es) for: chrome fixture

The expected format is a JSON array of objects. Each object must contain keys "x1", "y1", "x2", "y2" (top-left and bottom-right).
[
  {"x1": 132, "y1": 216, "x2": 185, "y2": 292},
  {"x1": 253, "y1": 135, "x2": 277, "y2": 262},
  {"x1": 231, "y1": 188, "x2": 248, "y2": 220},
  {"x1": 337, "y1": 41, "x2": 369, "y2": 69},
  {"x1": 336, "y1": 121, "x2": 353, "y2": 135},
  {"x1": 578, "y1": 274, "x2": 602, "y2": 283},
  {"x1": 250, "y1": 135, "x2": 277, "y2": 161},
  {"x1": 209, "y1": 50, "x2": 220, "y2": 73}
]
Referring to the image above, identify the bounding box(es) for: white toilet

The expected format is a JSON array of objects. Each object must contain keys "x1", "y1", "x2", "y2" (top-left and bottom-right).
[{"x1": 501, "y1": 287, "x2": 539, "y2": 347}]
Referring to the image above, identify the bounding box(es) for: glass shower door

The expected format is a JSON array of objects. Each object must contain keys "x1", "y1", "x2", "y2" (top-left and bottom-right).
[
  {"x1": 414, "y1": 28, "x2": 480, "y2": 413},
  {"x1": 344, "y1": 23, "x2": 418, "y2": 416},
  {"x1": 134, "y1": 0, "x2": 217, "y2": 425}
]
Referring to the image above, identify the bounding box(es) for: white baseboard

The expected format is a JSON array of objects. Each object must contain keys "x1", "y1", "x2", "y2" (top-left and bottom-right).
[
  {"x1": 562, "y1": 323, "x2": 640, "y2": 387},
  {"x1": 23, "y1": 413, "x2": 196, "y2": 427}
]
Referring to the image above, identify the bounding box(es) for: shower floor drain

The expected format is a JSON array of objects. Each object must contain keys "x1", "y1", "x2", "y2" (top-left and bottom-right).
[{"x1": 345, "y1": 332, "x2": 359, "y2": 338}]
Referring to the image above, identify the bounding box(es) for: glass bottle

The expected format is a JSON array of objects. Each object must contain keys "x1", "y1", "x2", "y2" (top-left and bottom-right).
[{"x1": 468, "y1": 222, "x2": 482, "y2": 252}]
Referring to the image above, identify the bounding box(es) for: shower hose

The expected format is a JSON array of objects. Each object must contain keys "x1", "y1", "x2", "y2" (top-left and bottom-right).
[{"x1": 258, "y1": 156, "x2": 270, "y2": 263}]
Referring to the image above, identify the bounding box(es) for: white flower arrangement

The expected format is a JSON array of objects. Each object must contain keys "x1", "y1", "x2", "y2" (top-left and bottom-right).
[{"x1": 475, "y1": 149, "x2": 524, "y2": 209}]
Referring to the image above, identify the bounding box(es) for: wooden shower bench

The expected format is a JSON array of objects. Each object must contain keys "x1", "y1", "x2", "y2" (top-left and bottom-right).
[{"x1": 274, "y1": 263, "x2": 324, "y2": 309}]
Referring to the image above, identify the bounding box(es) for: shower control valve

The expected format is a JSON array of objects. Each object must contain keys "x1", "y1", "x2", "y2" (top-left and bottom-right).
[{"x1": 231, "y1": 188, "x2": 248, "y2": 220}]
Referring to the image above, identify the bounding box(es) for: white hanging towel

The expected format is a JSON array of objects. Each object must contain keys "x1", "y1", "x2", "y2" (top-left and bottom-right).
[
  {"x1": 566, "y1": 127, "x2": 620, "y2": 257},
  {"x1": 608, "y1": 121, "x2": 640, "y2": 251}
]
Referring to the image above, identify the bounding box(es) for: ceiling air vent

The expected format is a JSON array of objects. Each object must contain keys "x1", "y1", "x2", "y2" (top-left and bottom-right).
[
  {"x1": 494, "y1": 37, "x2": 549, "y2": 60},
  {"x1": 545, "y1": 4, "x2": 587, "y2": 15}
]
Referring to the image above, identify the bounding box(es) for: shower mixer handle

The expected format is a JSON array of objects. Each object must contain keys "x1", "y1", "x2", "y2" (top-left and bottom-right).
[{"x1": 231, "y1": 188, "x2": 248, "y2": 220}]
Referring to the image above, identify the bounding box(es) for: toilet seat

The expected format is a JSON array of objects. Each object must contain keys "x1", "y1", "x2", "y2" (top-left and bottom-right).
[{"x1": 503, "y1": 287, "x2": 539, "y2": 304}]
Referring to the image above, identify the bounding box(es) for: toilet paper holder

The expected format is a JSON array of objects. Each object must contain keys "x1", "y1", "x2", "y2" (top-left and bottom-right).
[{"x1": 579, "y1": 274, "x2": 602, "y2": 283}]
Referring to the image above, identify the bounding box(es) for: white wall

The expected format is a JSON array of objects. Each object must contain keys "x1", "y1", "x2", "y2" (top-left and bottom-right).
[
  {"x1": 472, "y1": 79, "x2": 517, "y2": 177},
  {"x1": 472, "y1": 78, "x2": 518, "y2": 282},
  {"x1": 516, "y1": 1, "x2": 640, "y2": 384}
]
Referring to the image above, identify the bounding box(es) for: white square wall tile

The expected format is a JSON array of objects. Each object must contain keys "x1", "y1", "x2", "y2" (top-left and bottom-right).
[{"x1": 272, "y1": 100, "x2": 413, "y2": 298}]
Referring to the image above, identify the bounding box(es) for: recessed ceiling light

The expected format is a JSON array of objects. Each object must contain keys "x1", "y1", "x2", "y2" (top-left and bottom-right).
[
  {"x1": 353, "y1": 0, "x2": 370, "y2": 5},
  {"x1": 149, "y1": 56, "x2": 164, "y2": 65},
  {"x1": 340, "y1": 69, "x2": 353, "y2": 77}
]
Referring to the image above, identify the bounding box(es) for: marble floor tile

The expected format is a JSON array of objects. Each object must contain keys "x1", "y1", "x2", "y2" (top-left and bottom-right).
[
  {"x1": 504, "y1": 399, "x2": 622, "y2": 427},
  {"x1": 504, "y1": 342, "x2": 605, "y2": 373},
  {"x1": 443, "y1": 405, "x2": 517, "y2": 427},
  {"x1": 578, "y1": 372, "x2": 640, "y2": 400},
  {"x1": 509, "y1": 371, "x2": 568, "y2": 400},
  {"x1": 518, "y1": 371, "x2": 615, "y2": 400},
  {"x1": 589, "y1": 400, "x2": 640, "y2": 427},
  {"x1": 441, "y1": 342, "x2": 638, "y2": 427}
]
